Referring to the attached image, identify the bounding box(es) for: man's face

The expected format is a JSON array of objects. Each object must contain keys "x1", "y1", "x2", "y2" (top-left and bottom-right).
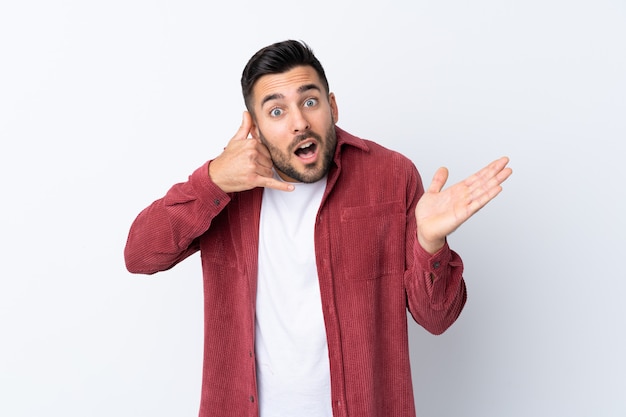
[{"x1": 250, "y1": 65, "x2": 339, "y2": 183}]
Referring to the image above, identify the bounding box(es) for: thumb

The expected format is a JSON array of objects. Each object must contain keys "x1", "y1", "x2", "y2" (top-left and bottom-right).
[
  {"x1": 229, "y1": 111, "x2": 253, "y2": 143},
  {"x1": 427, "y1": 167, "x2": 449, "y2": 193}
]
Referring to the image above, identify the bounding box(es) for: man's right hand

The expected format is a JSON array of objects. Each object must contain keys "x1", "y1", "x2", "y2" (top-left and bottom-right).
[{"x1": 208, "y1": 111, "x2": 294, "y2": 193}]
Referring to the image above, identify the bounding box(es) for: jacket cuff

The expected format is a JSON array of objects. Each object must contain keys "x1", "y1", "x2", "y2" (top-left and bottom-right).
[
  {"x1": 190, "y1": 160, "x2": 231, "y2": 210},
  {"x1": 414, "y1": 238, "x2": 452, "y2": 280}
]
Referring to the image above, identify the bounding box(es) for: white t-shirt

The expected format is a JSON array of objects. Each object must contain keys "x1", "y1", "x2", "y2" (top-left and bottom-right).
[{"x1": 255, "y1": 173, "x2": 332, "y2": 417}]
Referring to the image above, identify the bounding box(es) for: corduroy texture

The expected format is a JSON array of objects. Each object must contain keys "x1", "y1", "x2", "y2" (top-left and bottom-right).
[{"x1": 125, "y1": 126, "x2": 467, "y2": 417}]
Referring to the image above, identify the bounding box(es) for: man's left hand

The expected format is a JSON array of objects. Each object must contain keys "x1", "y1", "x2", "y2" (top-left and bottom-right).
[{"x1": 415, "y1": 156, "x2": 513, "y2": 254}]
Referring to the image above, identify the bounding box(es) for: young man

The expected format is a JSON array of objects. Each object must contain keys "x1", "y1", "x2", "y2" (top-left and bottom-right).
[{"x1": 125, "y1": 40, "x2": 512, "y2": 417}]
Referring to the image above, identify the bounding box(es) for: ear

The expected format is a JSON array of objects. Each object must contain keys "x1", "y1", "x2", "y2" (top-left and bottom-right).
[
  {"x1": 329, "y1": 92, "x2": 339, "y2": 123},
  {"x1": 249, "y1": 115, "x2": 260, "y2": 140}
]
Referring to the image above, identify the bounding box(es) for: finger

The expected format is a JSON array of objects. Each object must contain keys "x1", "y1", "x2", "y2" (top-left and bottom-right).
[
  {"x1": 466, "y1": 156, "x2": 511, "y2": 188},
  {"x1": 228, "y1": 111, "x2": 253, "y2": 143},
  {"x1": 466, "y1": 183, "x2": 504, "y2": 216},
  {"x1": 470, "y1": 159, "x2": 513, "y2": 195},
  {"x1": 427, "y1": 167, "x2": 449, "y2": 193},
  {"x1": 258, "y1": 176, "x2": 295, "y2": 192},
  {"x1": 489, "y1": 156, "x2": 511, "y2": 182},
  {"x1": 466, "y1": 172, "x2": 505, "y2": 206},
  {"x1": 252, "y1": 141, "x2": 275, "y2": 171},
  {"x1": 466, "y1": 161, "x2": 512, "y2": 213},
  {"x1": 496, "y1": 165, "x2": 513, "y2": 184},
  {"x1": 254, "y1": 157, "x2": 275, "y2": 178},
  {"x1": 255, "y1": 139, "x2": 272, "y2": 159}
]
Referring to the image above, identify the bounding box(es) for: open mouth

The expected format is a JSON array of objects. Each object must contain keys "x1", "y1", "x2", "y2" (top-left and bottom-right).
[{"x1": 294, "y1": 141, "x2": 318, "y2": 160}]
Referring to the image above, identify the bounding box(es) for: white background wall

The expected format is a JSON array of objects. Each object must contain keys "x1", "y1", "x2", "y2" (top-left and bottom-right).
[{"x1": 1, "y1": 1, "x2": 624, "y2": 416}]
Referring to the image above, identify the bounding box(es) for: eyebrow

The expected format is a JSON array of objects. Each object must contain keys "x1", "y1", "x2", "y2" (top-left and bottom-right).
[{"x1": 260, "y1": 83, "x2": 322, "y2": 107}]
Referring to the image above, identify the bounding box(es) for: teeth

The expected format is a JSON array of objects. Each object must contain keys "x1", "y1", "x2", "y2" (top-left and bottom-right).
[{"x1": 299, "y1": 142, "x2": 313, "y2": 149}]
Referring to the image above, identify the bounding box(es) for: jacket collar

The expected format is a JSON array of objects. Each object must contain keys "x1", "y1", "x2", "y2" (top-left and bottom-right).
[{"x1": 334, "y1": 125, "x2": 369, "y2": 156}]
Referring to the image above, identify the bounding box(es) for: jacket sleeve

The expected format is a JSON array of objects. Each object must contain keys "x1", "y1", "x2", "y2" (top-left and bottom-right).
[
  {"x1": 124, "y1": 161, "x2": 231, "y2": 275},
  {"x1": 403, "y1": 164, "x2": 467, "y2": 335}
]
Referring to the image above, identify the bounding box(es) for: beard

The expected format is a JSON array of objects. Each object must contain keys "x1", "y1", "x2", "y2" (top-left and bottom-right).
[{"x1": 258, "y1": 122, "x2": 337, "y2": 184}]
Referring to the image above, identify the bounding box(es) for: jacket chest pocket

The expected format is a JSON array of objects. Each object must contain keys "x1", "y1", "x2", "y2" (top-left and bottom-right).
[{"x1": 337, "y1": 201, "x2": 406, "y2": 280}]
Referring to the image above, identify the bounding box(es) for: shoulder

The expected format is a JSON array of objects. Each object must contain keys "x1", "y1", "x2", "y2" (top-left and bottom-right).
[
  {"x1": 330, "y1": 126, "x2": 424, "y2": 207},
  {"x1": 335, "y1": 126, "x2": 417, "y2": 173}
]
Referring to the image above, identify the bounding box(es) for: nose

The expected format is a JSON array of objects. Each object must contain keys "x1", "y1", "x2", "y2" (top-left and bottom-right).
[{"x1": 291, "y1": 108, "x2": 310, "y2": 133}]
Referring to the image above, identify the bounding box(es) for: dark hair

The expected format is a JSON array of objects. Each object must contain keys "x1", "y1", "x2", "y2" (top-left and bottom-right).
[{"x1": 241, "y1": 40, "x2": 330, "y2": 113}]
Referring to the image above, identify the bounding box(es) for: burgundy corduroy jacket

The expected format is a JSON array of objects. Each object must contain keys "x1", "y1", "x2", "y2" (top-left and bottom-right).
[{"x1": 125, "y1": 126, "x2": 467, "y2": 417}]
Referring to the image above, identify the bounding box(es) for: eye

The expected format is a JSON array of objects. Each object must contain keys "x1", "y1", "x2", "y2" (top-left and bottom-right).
[
  {"x1": 304, "y1": 98, "x2": 318, "y2": 108},
  {"x1": 269, "y1": 107, "x2": 283, "y2": 117}
]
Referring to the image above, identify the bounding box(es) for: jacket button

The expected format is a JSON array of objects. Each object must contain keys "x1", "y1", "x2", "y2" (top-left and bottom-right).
[{"x1": 250, "y1": 395, "x2": 255, "y2": 403}]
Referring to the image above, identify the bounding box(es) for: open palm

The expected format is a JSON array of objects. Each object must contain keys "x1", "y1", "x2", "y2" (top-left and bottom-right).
[{"x1": 415, "y1": 157, "x2": 512, "y2": 254}]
